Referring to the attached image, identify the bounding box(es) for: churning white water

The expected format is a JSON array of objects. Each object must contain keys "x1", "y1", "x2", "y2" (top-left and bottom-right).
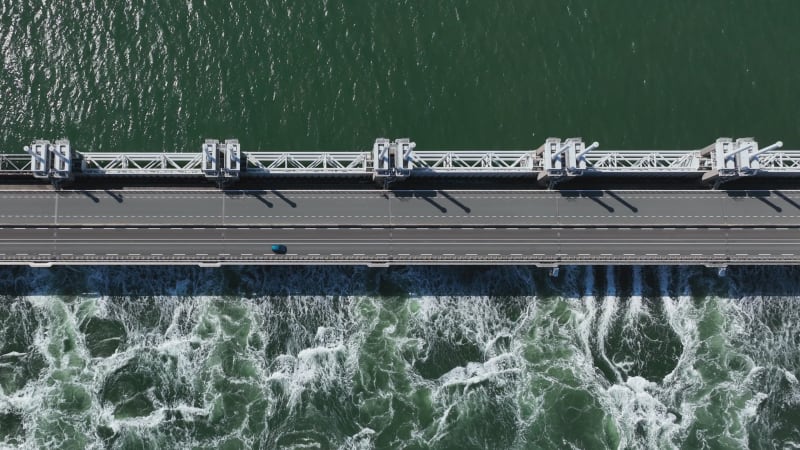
[{"x1": 0, "y1": 265, "x2": 798, "y2": 448}]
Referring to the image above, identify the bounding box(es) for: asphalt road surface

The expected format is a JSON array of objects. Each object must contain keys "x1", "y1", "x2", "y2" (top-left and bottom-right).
[
  {"x1": 1, "y1": 189, "x2": 799, "y2": 265},
  {"x1": 0, "y1": 225, "x2": 799, "y2": 266},
  {"x1": 0, "y1": 188, "x2": 799, "y2": 226}
]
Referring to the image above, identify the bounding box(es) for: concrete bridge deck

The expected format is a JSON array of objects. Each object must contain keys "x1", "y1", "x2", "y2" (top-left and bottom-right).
[{"x1": 1, "y1": 188, "x2": 799, "y2": 266}]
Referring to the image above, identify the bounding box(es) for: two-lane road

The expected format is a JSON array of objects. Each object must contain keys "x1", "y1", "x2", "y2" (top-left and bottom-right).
[
  {"x1": 0, "y1": 226, "x2": 799, "y2": 266},
  {"x1": 1, "y1": 188, "x2": 799, "y2": 265},
  {"x1": 2, "y1": 189, "x2": 800, "y2": 227}
]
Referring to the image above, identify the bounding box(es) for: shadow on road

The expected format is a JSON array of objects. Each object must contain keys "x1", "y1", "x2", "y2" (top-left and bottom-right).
[
  {"x1": 731, "y1": 191, "x2": 784, "y2": 212},
  {"x1": 439, "y1": 190, "x2": 471, "y2": 213},
  {"x1": 81, "y1": 191, "x2": 100, "y2": 203},
  {"x1": 271, "y1": 190, "x2": 297, "y2": 208},
  {"x1": 774, "y1": 191, "x2": 800, "y2": 210},
  {"x1": 244, "y1": 191, "x2": 273, "y2": 208},
  {"x1": 105, "y1": 190, "x2": 124, "y2": 203},
  {"x1": 606, "y1": 191, "x2": 638, "y2": 213},
  {"x1": 754, "y1": 196, "x2": 782, "y2": 212},
  {"x1": 393, "y1": 190, "x2": 448, "y2": 213}
]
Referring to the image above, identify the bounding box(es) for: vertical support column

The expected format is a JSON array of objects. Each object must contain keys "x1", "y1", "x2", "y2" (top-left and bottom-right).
[
  {"x1": 536, "y1": 138, "x2": 560, "y2": 182},
  {"x1": 701, "y1": 138, "x2": 782, "y2": 179},
  {"x1": 202, "y1": 139, "x2": 220, "y2": 178},
  {"x1": 714, "y1": 139, "x2": 733, "y2": 173},
  {"x1": 733, "y1": 138, "x2": 757, "y2": 173},
  {"x1": 562, "y1": 138, "x2": 580, "y2": 173},
  {"x1": 394, "y1": 138, "x2": 415, "y2": 177},
  {"x1": 224, "y1": 139, "x2": 241, "y2": 180},
  {"x1": 52, "y1": 140, "x2": 72, "y2": 180},
  {"x1": 537, "y1": 138, "x2": 586, "y2": 182},
  {"x1": 701, "y1": 138, "x2": 735, "y2": 183},
  {"x1": 26, "y1": 140, "x2": 51, "y2": 178},
  {"x1": 372, "y1": 138, "x2": 391, "y2": 180}
]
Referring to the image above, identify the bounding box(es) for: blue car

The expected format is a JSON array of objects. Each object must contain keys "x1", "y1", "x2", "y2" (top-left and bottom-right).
[{"x1": 271, "y1": 244, "x2": 287, "y2": 254}]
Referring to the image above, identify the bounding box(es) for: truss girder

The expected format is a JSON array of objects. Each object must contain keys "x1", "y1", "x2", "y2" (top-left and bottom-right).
[
  {"x1": 411, "y1": 151, "x2": 538, "y2": 172},
  {"x1": 583, "y1": 150, "x2": 702, "y2": 172},
  {"x1": 2, "y1": 138, "x2": 800, "y2": 181},
  {"x1": 244, "y1": 152, "x2": 371, "y2": 174},
  {"x1": 0, "y1": 154, "x2": 33, "y2": 173},
  {"x1": 753, "y1": 151, "x2": 800, "y2": 171},
  {"x1": 80, "y1": 153, "x2": 204, "y2": 175}
]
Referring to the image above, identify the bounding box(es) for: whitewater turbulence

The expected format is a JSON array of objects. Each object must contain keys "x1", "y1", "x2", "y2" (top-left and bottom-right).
[{"x1": 0, "y1": 265, "x2": 798, "y2": 449}]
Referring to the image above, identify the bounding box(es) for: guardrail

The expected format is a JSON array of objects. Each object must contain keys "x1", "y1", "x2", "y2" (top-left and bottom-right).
[{"x1": 2, "y1": 253, "x2": 798, "y2": 266}]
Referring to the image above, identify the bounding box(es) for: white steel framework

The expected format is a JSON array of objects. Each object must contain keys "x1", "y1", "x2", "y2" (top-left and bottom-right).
[
  {"x1": 244, "y1": 152, "x2": 372, "y2": 175},
  {"x1": 1, "y1": 137, "x2": 798, "y2": 183},
  {"x1": 81, "y1": 152, "x2": 204, "y2": 176}
]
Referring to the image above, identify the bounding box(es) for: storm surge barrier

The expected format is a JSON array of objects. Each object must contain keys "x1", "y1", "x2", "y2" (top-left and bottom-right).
[{"x1": 1, "y1": 137, "x2": 798, "y2": 186}]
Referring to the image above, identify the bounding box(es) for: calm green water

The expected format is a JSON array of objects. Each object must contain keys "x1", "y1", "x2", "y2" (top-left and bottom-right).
[
  {"x1": 2, "y1": 1, "x2": 799, "y2": 152},
  {"x1": 3, "y1": 1, "x2": 800, "y2": 449}
]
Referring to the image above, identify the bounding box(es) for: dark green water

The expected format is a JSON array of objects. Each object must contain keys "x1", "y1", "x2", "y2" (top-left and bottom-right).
[
  {"x1": 2, "y1": 1, "x2": 799, "y2": 152},
  {"x1": 3, "y1": 2, "x2": 800, "y2": 449}
]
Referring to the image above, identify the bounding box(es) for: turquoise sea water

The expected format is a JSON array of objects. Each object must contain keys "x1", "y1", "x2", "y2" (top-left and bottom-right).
[{"x1": 3, "y1": 1, "x2": 800, "y2": 448}]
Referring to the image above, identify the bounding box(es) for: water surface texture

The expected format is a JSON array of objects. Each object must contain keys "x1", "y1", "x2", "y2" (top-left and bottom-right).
[
  {"x1": 1, "y1": 266, "x2": 799, "y2": 448},
  {"x1": 1, "y1": 1, "x2": 799, "y2": 152},
  {"x1": 3, "y1": 1, "x2": 800, "y2": 449}
]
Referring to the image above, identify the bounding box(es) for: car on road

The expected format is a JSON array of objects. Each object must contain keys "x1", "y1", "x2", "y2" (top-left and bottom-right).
[{"x1": 271, "y1": 244, "x2": 287, "y2": 254}]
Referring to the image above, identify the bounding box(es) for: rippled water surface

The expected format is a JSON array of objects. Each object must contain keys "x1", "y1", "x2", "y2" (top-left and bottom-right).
[
  {"x1": 2, "y1": 1, "x2": 799, "y2": 152},
  {"x1": 3, "y1": 1, "x2": 800, "y2": 448}
]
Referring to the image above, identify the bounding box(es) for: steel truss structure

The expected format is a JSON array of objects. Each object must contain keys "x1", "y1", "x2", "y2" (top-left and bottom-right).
[{"x1": 1, "y1": 137, "x2": 797, "y2": 184}]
